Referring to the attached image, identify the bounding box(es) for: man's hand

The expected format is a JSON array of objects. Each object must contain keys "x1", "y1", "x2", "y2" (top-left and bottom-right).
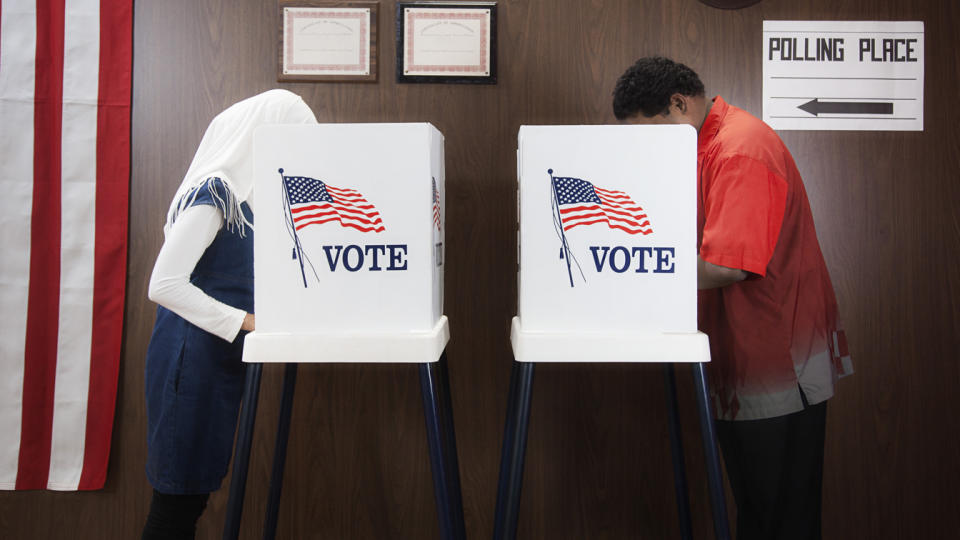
[{"x1": 698, "y1": 257, "x2": 748, "y2": 289}]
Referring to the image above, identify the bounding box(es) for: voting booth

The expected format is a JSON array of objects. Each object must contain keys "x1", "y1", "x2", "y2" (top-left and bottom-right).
[
  {"x1": 224, "y1": 124, "x2": 465, "y2": 540},
  {"x1": 243, "y1": 122, "x2": 447, "y2": 363},
  {"x1": 494, "y1": 126, "x2": 729, "y2": 540},
  {"x1": 513, "y1": 125, "x2": 708, "y2": 363}
]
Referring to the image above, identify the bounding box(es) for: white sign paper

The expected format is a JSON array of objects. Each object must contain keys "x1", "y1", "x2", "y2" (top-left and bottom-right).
[{"x1": 763, "y1": 21, "x2": 924, "y2": 131}]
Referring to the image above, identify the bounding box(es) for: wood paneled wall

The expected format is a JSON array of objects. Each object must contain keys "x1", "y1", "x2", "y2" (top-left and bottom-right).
[{"x1": 1, "y1": 0, "x2": 958, "y2": 538}]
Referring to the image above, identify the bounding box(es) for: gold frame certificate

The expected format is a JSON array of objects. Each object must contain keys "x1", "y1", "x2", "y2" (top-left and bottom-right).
[{"x1": 279, "y1": 1, "x2": 378, "y2": 82}]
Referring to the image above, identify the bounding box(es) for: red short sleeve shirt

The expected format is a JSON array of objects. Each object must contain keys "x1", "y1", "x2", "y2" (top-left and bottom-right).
[{"x1": 697, "y1": 97, "x2": 850, "y2": 420}]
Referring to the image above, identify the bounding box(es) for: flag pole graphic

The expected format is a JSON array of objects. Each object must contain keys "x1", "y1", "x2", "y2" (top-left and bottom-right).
[
  {"x1": 549, "y1": 169, "x2": 576, "y2": 288},
  {"x1": 278, "y1": 169, "x2": 316, "y2": 288}
]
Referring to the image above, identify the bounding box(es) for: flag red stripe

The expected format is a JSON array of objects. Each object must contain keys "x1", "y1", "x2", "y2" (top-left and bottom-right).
[
  {"x1": 328, "y1": 195, "x2": 375, "y2": 208},
  {"x1": 563, "y1": 211, "x2": 652, "y2": 229},
  {"x1": 561, "y1": 210, "x2": 647, "y2": 229},
  {"x1": 563, "y1": 218, "x2": 606, "y2": 230},
  {"x1": 80, "y1": 0, "x2": 131, "y2": 491},
  {"x1": 608, "y1": 224, "x2": 653, "y2": 235},
  {"x1": 597, "y1": 198, "x2": 643, "y2": 213},
  {"x1": 597, "y1": 200, "x2": 644, "y2": 213},
  {"x1": 291, "y1": 205, "x2": 383, "y2": 225},
  {"x1": 564, "y1": 219, "x2": 652, "y2": 235},
  {"x1": 594, "y1": 188, "x2": 630, "y2": 199},
  {"x1": 560, "y1": 204, "x2": 646, "y2": 221},
  {"x1": 562, "y1": 218, "x2": 651, "y2": 232},
  {"x1": 293, "y1": 209, "x2": 383, "y2": 227},
  {"x1": 295, "y1": 216, "x2": 384, "y2": 233},
  {"x1": 290, "y1": 203, "x2": 382, "y2": 222},
  {"x1": 290, "y1": 201, "x2": 378, "y2": 215},
  {"x1": 18, "y1": 0, "x2": 66, "y2": 490},
  {"x1": 602, "y1": 211, "x2": 647, "y2": 224},
  {"x1": 558, "y1": 204, "x2": 595, "y2": 214},
  {"x1": 294, "y1": 209, "x2": 384, "y2": 228},
  {"x1": 329, "y1": 196, "x2": 370, "y2": 205},
  {"x1": 604, "y1": 207, "x2": 646, "y2": 220},
  {"x1": 326, "y1": 190, "x2": 371, "y2": 200},
  {"x1": 325, "y1": 185, "x2": 364, "y2": 196}
]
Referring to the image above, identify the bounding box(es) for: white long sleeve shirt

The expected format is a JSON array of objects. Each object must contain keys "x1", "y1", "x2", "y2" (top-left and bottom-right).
[{"x1": 147, "y1": 205, "x2": 247, "y2": 342}]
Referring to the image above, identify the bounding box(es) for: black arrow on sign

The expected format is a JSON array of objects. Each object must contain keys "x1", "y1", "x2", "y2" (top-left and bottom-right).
[{"x1": 798, "y1": 99, "x2": 894, "y2": 116}]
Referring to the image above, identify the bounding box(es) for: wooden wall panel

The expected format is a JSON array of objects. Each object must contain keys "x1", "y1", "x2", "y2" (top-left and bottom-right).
[{"x1": 1, "y1": 0, "x2": 958, "y2": 538}]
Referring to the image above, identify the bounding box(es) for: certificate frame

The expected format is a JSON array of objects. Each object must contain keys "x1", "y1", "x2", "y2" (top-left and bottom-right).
[
  {"x1": 278, "y1": 1, "x2": 378, "y2": 82},
  {"x1": 396, "y1": 2, "x2": 497, "y2": 84}
]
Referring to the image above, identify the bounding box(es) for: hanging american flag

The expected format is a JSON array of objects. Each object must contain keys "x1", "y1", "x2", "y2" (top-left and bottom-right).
[
  {"x1": 282, "y1": 175, "x2": 385, "y2": 233},
  {"x1": 552, "y1": 176, "x2": 653, "y2": 235},
  {"x1": 0, "y1": 0, "x2": 132, "y2": 490},
  {"x1": 432, "y1": 177, "x2": 441, "y2": 231}
]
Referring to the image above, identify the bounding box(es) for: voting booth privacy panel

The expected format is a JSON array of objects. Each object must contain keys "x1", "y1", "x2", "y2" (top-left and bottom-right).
[
  {"x1": 244, "y1": 123, "x2": 447, "y2": 363},
  {"x1": 513, "y1": 125, "x2": 709, "y2": 363}
]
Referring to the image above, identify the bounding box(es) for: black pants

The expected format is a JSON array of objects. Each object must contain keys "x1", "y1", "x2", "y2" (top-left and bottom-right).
[
  {"x1": 142, "y1": 490, "x2": 210, "y2": 540},
  {"x1": 716, "y1": 399, "x2": 827, "y2": 540}
]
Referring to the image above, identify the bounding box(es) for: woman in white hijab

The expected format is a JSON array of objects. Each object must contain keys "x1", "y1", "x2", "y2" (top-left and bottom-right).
[{"x1": 142, "y1": 89, "x2": 316, "y2": 540}]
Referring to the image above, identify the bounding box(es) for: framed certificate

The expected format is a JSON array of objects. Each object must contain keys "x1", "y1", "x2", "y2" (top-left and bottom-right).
[
  {"x1": 396, "y1": 2, "x2": 497, "y2": 84},
  {"x1": 279, "y1": 1, "x2": 378, "y2": 82}
]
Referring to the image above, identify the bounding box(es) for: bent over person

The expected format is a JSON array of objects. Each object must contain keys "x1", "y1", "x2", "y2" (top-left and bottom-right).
[
  {"x1": 612, "y1": 57, "x2": 851, "y2": 540},
  {"x1": 141, "y1": 89, "x2": 317, "y2": 539}
]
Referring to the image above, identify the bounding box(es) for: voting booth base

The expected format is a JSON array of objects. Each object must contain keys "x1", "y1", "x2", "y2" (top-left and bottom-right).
[
  {"x1": 492, "y1": 125, "x2": 731, "y2": 539},
  {"x1": 222, "y1": 351, "x2": 465, "y2": 540},
  {"x1": 222, "y1": 123, "x2": 464, "y2": 539},
  {"x1": 492, "y1": 329, "x2": 731, "y2": 540}
]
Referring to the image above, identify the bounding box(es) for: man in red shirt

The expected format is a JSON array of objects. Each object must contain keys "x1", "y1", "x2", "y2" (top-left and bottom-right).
[{"x1": 612, "y1": 57, "x2": 851, "y2": 540}]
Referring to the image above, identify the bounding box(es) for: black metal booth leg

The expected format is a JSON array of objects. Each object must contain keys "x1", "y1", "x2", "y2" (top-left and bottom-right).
[
  {"x1": 492, "y1": 361, "x2": 536, "y2": 540},
  {"x1": 435, "y1": 352, "x2": 467, "y2": 539},
  {"x1": 663, "y1": 364, "x2": 694, "y2": 540},
  {"x1": 692, "y1": 362, "x2": 731, "y2": 540},
  {"x1": 420, "y1": 355, "x2": 467, "y2": 540},
  {"x1": 223, "y1": 362, "x2": 264, "y2": 540},
  {"x1": 262, "y1": 362, "x2": 298, "y2": 540}
]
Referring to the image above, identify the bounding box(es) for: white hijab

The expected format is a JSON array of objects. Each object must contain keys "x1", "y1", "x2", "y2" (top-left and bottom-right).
[{"x1": 165, "y1": 89, "x2": 317, "y2": 235}]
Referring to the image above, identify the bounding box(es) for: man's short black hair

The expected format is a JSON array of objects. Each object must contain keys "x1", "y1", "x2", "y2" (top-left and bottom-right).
[{"x1": 612, "y1": 57, "x2": 705, "y2": 120}]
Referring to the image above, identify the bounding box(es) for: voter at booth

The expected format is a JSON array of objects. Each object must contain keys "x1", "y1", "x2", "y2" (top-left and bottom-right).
[
  {"x1": 612, "y1": 57, "x2": 851, "y2": 540},
  {"x1": 141, "y1": 90, "x2": 317, "y2": 539}
]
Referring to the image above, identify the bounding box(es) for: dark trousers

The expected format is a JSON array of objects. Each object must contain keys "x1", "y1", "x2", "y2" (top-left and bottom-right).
[
  {"x1": 142, "y1": 490, "x2": 210, "y2": 540},
  {"x1": 716, "y1": 399, "x2": 827, "y2": 540}
]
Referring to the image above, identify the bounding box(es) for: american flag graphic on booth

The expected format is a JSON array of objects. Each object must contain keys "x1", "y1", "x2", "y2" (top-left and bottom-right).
[
  {"x1": 552, "y1": 175, "x2": 652, "y2": 235},
  {"x1": 432, "y1": 177, "x2": 441, "y2": 231},
  {"x1": 283, "y1": 175, "x2": 385, "y2": 233}
]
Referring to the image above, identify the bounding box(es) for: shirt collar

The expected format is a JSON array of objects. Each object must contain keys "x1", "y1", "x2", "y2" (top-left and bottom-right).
[{"x1": 698, "y1": 96, "x2": 728, "y2": 153}]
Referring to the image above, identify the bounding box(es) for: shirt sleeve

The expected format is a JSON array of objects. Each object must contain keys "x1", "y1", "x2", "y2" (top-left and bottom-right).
[
  {"x1": 148, "y1": 204, "x2": 247, "y2": 342},
  {"x1": 698, "y1": 155, "x2": 788, "y2": 277}
]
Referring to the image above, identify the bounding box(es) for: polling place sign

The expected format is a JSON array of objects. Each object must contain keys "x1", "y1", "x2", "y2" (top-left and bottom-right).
[{"x1": 763, "y1": 21, "x2": 924, "y2": 131}]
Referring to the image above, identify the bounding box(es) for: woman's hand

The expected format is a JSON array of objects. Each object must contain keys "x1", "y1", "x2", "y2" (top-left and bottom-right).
[{"x1": 241, "y1": 312, "x2": 255, "y2": 332}]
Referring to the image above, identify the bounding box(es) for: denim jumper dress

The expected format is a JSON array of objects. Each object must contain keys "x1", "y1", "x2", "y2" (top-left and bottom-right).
[{"x1": 144, "y1": 178, "x2": 253, "y2": 494}]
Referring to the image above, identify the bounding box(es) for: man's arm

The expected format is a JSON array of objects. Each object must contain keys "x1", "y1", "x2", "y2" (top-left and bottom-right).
[{"x1": 698, "y1": 256, "x2": 748, "y2": 290}]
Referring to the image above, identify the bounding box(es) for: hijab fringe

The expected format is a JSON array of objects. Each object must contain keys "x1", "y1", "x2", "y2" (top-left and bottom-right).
[{"x1": 167, "y1": 177, "x2": 251, "y2": 237}]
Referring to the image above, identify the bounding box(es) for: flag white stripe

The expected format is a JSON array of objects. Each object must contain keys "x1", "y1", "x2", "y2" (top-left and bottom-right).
[
  {"x1": 48, "y1": 0, "x2": 100, "y2": 489},
  {"x1": 0, "y1": 0, "x2": 38, "y2": 489}
]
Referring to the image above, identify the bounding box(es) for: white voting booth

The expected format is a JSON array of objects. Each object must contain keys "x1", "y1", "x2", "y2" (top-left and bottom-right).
[
  {"x1": 512, "y1": 124, "x2": 709, "y2": 363},
  {"x1": 224, "y1": 124, "x2": 464, "y2": 540},
  {"x1": 243, "y1": 122, "x2": 448, "y2": 364},
  {"x1": 493, "y1": 125, "x2": 729, "y2": 540}
]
